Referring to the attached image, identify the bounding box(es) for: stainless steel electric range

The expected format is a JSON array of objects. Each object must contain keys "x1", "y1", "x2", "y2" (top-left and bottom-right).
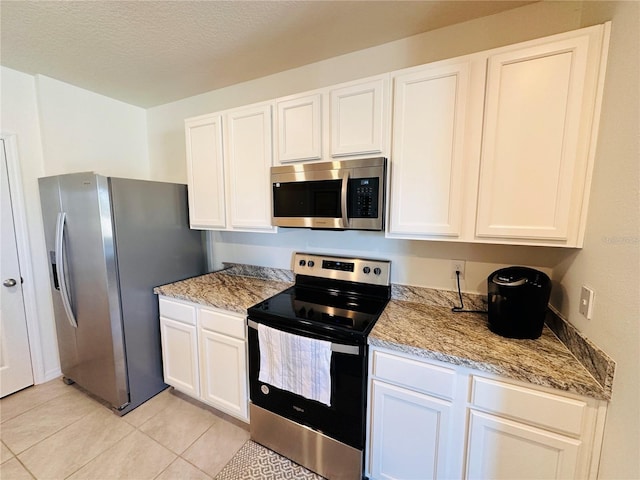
[{"x1": 247, "y1": 252, "x2": 391, "y2": 480}]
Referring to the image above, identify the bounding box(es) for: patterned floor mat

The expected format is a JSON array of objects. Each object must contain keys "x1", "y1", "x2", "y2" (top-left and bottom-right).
[{"x1": 215, "y1": 440, "x2": 325, "y2": 480}]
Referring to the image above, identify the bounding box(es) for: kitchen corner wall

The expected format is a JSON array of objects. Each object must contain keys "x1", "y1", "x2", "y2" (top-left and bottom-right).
[{"x1": 145, "y1": 2, "x2": 639, "y2": 478}]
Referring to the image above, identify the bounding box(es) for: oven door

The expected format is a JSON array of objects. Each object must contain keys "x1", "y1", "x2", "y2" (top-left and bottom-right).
[{"x1": 247, "y1": 318, "x2": 367, "y2": 450}]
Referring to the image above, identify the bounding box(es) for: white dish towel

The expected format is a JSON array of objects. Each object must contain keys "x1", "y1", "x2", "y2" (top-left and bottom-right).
[{"x1": 258, "y1": 323, "x2": 332, "y2": 406}]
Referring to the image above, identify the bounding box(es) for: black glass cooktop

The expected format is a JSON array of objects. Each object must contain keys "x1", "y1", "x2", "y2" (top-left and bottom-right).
[{"x1": 247, "y1": 284, "x2": 389, "y2": 342}]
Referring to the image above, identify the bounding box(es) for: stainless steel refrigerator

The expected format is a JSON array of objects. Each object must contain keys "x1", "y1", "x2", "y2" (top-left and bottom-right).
[{"x1": 39, "y1": 172, "x2": 205, "y2": 415}]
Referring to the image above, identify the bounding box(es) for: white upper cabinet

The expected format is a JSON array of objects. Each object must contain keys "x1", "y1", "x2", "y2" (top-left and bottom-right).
[
  {"x1": 387, "y1": 23, "x2": 609, "y2": 247},
  {"x1": 225, "y1": 104, "x2": 275, "y2": 231},
  {"x1": 277, "y1": 93, "x2": 323, "y2": 163},
  {"x1": 475, "y1": 26, "x2": 608, "y2": 245},
  {"x1": 185, "y1": 102, "x2": 276, "y2": 233},
  {"x1": 184, "y1": 24, "x2": 608, "y2": 246},
  {"x1": 275, "y1": 75, "x2": 390, "y2": 164},
  {"x1": 185, "y1": 114, "x2": 226, "y2": 229},
  {"x1": 388, "y1": 60, "x2": 472, "y2": 238},
  {"x1": 330, "y1": 78, "x2": 386, "y2": 157}
]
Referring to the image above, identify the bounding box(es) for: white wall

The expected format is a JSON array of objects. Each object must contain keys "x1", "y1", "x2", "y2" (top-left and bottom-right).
[
  {"x1": 146, "y1": 2, "x2": 639, "y2": 478},
  {"x1": 554, "y1": 2, "x2": 639, "y2": 478},
  {"x1": 35, "y1": 75, "x2": 149, "y2": 178}
]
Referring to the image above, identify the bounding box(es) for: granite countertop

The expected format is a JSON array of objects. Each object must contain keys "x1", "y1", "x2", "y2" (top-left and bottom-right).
[
  {"x1": 155, "y1": 265, "x2": 612, "y2": 401},
  {"x1": 370, "y1": 299, "x2": 610, "y2": 400},
  {"x1": 154, "y1": 270, "x2": 292, "y2": 315}
]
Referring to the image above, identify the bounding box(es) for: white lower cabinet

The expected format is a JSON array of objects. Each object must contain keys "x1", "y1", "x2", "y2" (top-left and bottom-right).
[
  {"x1": 159, "y1": 316, "x2": 200, "y2": 398},
  {"x1": 198, "y1": 309, "x2": 248, "y2": 420},
  {"x1": 465, "y1": 410, "x2": 580, "y2": 480},
  {"x1": 369, "y1": 380, "x2": 453, "y2": 480},
  {"x1": 367, "y1": 347, "x2": 607, "y2": 480},
  {"x1": 158, "y1": 296, "x2": 249, "y2": 422},
  {"x1": 368, "y1": 349, "x2": 463, "y2": 480}
]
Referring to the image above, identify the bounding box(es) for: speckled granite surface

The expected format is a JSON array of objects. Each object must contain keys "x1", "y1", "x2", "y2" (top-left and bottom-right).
[
  {"x1": 370, "y1": 299, "x2": 611, "y2": 400},
  {"x1": 154, "y1": 269, "x2": 292, "y2": 314},
  {"x1": 545, "y1": 308, "x2": 615, "y2": 397},
  {"x1": 391, "y1": 283, "x2": 486, "y2": 310},
  {"x1": 156, "y1": 265, "x2": 612, "y2": 401}
]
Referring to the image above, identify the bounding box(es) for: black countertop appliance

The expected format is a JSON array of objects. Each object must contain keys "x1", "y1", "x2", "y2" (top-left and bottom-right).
[{"x1": 487, "y1": 267, "x2": 551, "y2": 339}]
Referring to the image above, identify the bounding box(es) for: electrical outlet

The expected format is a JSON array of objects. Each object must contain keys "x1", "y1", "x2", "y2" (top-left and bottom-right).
[
  {"x1": 579, "y1": 286, "x2": 595, "y2": 320},
  {"x1": 451, "y1": 260, "x2": 466, "y2": 279}
]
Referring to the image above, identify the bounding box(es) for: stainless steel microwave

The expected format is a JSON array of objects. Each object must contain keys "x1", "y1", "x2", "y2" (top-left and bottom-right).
[{"x1": 271, "y1": 157, "x2": 386, "y2": 230}]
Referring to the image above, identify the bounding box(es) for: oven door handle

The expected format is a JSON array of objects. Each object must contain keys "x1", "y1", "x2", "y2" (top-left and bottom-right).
[{"x1": 247, "y1": 319, "x2": 360, "y2": 356}]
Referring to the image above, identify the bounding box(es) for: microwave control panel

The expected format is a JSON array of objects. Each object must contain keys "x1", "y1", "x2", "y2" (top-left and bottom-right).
[{"x1": 348, "y1": 177, "x2": 379, "y2": 218}]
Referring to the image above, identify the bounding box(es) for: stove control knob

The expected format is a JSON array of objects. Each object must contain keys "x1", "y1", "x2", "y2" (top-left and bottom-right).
[
  {"x1": 363, "y1": 266, "x2": 371, "y2": 274},
  {"x1": 374, "y1": 267, "x2": 382, "y2": 275},
  {"x1": 308, "y1": 260, "x2": 315, "y2": 268},
  {"x1": 299, "y1": 259, "x2": 306, "y2": 267}
]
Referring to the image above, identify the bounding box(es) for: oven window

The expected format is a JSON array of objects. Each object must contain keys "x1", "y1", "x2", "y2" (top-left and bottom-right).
[{"x1": 273, "y1": 180, "x2": 341, "y2": 217}]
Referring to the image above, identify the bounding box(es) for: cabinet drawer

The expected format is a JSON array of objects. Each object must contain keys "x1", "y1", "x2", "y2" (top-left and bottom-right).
[
  {"x1": 372, "y1": 350, "x2": 455, "y2": 400},
  {"x1": 470, "y1": 376, "x2": 587, "y2": 437},
  {"x1": 199, "y1": 308, "x2": 246, "y2": 340},
  {"x1": 159, "y1": 297, "x2": 196, "y2": 325}
]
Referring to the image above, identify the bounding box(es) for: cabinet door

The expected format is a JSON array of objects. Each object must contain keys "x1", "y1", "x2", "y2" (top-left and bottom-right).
[
  {"x1": 330, "y1": 78, "x2": 386, "y2": 157},
  {"x1": 476, "y1": 35, "x2": 593, "y2": 242},
  {"x1": 277, "y1": 93, "x2": 322, "y2": 163},
  {"x1": 159, "y1": 317, "x2": 199, "y2": 397},
  {"x1": 185, "y1": 114, "x2": 226, "y2": 229},
  {"x1": 465, "y1": 410, "x2": 581, "y2": 480},
  {"x1": 225, "y1": 104, "x2": 275, "y2": 231},
  {"x1": 388, "y1": 61, "x2": 470, "y2": 237},
  {"x1": 369, "y1": 380, "x2": 452, "y2": 480},
  {"x1": 199, "y1": 329, "x2": 248, "y2": 421}
]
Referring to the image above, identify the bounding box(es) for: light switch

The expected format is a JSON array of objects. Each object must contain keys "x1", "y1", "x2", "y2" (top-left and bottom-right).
[{"x1": 579, "y1": 286, "x2": 595, "y2": 320}]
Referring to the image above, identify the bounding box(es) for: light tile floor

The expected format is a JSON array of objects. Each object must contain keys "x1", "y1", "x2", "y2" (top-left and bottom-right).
[{"x1": 0, "y1": 380, "x2": 250, "y2": 479}]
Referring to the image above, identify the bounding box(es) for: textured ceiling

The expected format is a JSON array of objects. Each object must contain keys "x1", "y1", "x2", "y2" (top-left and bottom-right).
[{"x1": 1, "y1": 1, "x2": 534, "y2": 108}]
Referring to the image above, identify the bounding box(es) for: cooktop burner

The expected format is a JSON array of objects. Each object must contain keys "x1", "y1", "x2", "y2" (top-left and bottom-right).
[{"x1": 247, "y1": 253, "x2": 391, "y2": 342}]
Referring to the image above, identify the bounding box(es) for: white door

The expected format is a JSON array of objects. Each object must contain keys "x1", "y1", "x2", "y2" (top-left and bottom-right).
[
  {"x1": 0, "y1": 140, "x2": 34, "y2": 397},
  {"x1": 185, "y1": 114, "x2": 226, "y2": 229},
  {"x1": 225, "y1": 104, "x2": 275, "y2": 231},
  {"x1": 369, "y1": 380, "x2": 452, "y2": 480},
  {"x1": 388, "y1": 61, "x2": 471, "y2": 238},
  {"x1": 199, "y1": 328, "x2": 247, "y2": 421},
  {"x1": 465, "y1": 410, "x2": 581, "y2": 480},
  {"x1": 475, "y1": 35, "x2": 592, "y2": 242},
  {"x1": 159, "y1": 316, "x2": 200, "y2": 397},
  {"x1": 330, "y1": 78, "x2": 386, "y2": 157},
  {"x1": 276, "y1": 93, "x2": 323, "y2": 163}
]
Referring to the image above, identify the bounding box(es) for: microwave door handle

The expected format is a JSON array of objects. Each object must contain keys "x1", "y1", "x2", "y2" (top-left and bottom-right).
[{"x1": 341, "y1": 171, "x2": 349, "y2": 228}]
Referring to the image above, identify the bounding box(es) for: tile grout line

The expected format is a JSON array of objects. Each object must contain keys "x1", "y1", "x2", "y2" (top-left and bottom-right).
[
  {"x1": 0, "y1": 388, "x2": 72, "y2": 425},
  {"x1": 6, "y1": 401, "x2": 97, "y2": 457},
  {"x1": 139, "y1": 408, "x2": 214, "y2": 479},
  {"x1": 61, "y1": 428, "x2": 141, "y2": 480}
]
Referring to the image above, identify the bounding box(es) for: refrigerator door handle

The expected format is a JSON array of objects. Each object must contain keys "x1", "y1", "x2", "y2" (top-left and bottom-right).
[{"x1": 55, "y1": 212, "x2": 78, "y2": 328}]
